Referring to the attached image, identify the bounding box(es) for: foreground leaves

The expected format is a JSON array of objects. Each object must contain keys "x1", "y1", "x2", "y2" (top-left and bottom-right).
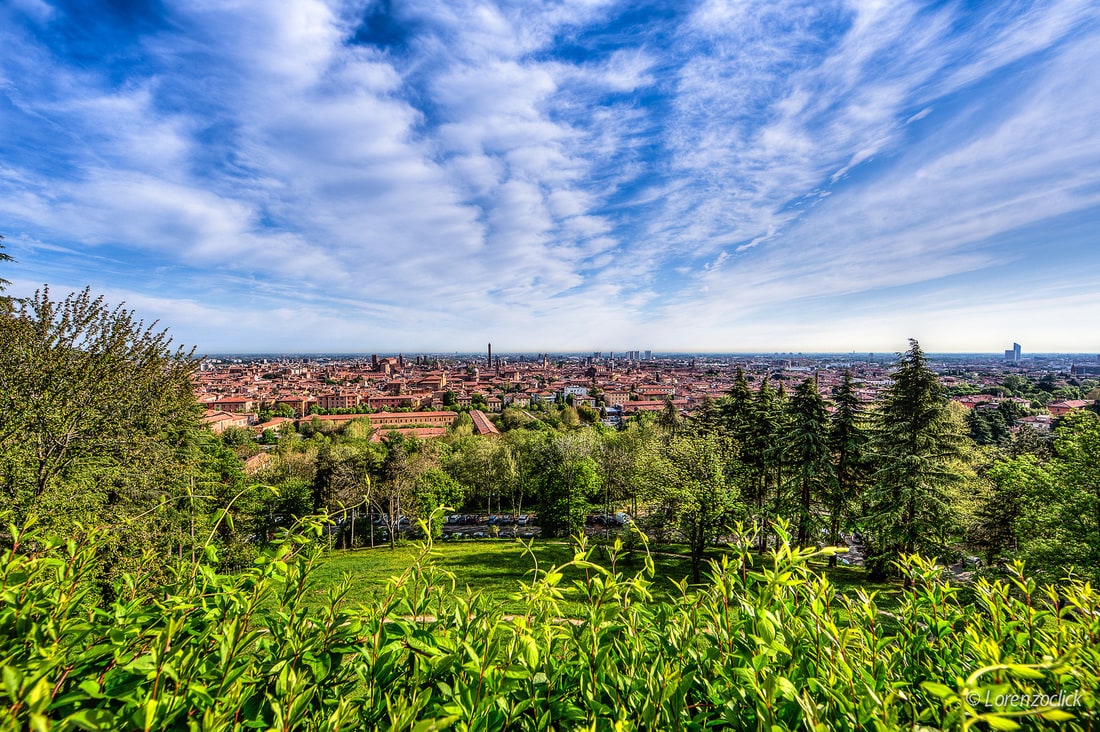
[{"x1": 0, "y1": 519, "x2": 1096, "y2": 731}]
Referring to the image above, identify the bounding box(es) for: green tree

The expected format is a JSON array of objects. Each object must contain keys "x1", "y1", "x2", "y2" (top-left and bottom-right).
[
  {"x1": 863, "y1": 340, "x2": 968, "y2": 581},
  {"x1": 0, "y1": 288, "x2": 200, "y2": 536},
  {"x1": 825, "y1": 371, "x2": 869, "y2": 566},
  {"x1": 720, "y1": 367, "x2": 754, "y2": 440},
  {"x1": 966, "y1": 406, "x2": 1011, "y2": 445},
  {"x1": 785, "y1": 378, "x2": 833, "y2": 548},
  {"x1": 752, "y1": 377, "x2": 787, "y2": 553},
  {"x1": 593, "y1": 426, "x2": 649, "y2": 531},
  {"x1": 533, "y1": 433, "x2": 599, "y2": 537},
  {"x1": 311, "y1": 442, "x2": 379, "y2": 548},
  {"x1": 377, "y1": 435, "x2": 417, "y2": 549},
  {"x1": 1017, "y1": 411, "x2": 1100, "y2": 580},
  {"x1": 642, "y1": 434, "x2": 741, "y2": 582},
  {"x1": 654, "y1": 397, "x2": 680, "y2": 439},
  {"x1": 970, "y1": 454, "x2": 1047, "y2": 566},
  {"x1": 500, "y1": 406, "x2": 532, "y2": 431},
  {"x1": 220, "y1": 426, "x2": 255, "y2": 448},
  {"x1": 446, "y1": 436, "x2": 515, "y2": 517},
  {"x1": 684, "y1": 394, "x2": 722, "y2": 436},
  {"x1": 412, "y1": 467, "x2": 464, "y2": 539},
  {"x1": 503, "y1": 430, "x2": 542, "y2": 520}
]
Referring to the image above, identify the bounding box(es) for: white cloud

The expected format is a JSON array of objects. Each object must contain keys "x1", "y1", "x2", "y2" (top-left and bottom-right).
[{"x1": 2, "y1": 0, "x2": 1099, "y2": 350}]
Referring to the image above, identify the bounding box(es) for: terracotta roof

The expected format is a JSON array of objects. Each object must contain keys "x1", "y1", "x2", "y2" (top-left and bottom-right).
[{"x1": 469, "y1": 410, "x2": 500, "y2": 435}]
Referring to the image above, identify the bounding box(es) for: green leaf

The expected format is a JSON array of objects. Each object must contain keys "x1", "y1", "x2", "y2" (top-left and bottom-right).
[
  {"x1": 78, "y1": 679, "x2": 103, "y2": 698},
  {"x1": 522, "y1": 637, "x2": 539, "y2": 668},
  {"x1": 1005, "y1": 665, "x2": 1045, "y2": 680},
  {"x1": 982, "y1": 714, "x2": 1021, "y2": 731},
  {"x1": 64, "y1": 709, "x2": 117, "y2": 731},
  {"x1": 2, "y1": 666, "x2": 22, "y2": 702},
  {"x1": 921, "y1": 681, "x2": 956, "y2": 700}
]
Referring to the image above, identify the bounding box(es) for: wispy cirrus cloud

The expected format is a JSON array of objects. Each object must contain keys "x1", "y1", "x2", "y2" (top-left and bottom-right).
[{"x1": 1, "y1": 0, "x2": 1098, "y2": 352}]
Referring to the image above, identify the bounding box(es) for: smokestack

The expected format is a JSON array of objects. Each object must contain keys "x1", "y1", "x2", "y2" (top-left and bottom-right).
[{"x1": 488, "y1": 342, "x2": 492, "y2": 369}]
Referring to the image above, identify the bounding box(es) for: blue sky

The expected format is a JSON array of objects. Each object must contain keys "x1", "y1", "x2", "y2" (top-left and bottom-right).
[{"x1": 2, "y1": 0, "x2": 1099, "y2": 354}]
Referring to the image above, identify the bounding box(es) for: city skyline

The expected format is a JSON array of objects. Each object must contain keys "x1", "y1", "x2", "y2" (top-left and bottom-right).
[{"x1": 2, "y1": 1, "x2": 1100, "y2": 353}]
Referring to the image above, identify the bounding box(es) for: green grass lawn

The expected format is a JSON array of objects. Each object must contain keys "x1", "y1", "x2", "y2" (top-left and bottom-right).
[{"x1": 306, "y1": 537, "x2": 904, "y2": 617}]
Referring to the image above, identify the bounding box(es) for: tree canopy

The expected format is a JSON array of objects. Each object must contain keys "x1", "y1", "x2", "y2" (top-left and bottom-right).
[
  {"x1": 864, "y1": 339, "x2": 967, "y2": 579},
  {"x1": 0, "y1": 288, "x2": 200, "y2": 533}
]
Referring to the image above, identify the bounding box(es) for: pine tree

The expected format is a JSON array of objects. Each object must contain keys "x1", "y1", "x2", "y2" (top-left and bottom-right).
[
  {"x1": 865, "y1": 340, "x2": 966, "y2": 581},
  {"x1": 785, "y1": 377, "x2": 833, "y2": 548},
  {"x1": 657, "y1": 396, "x2": 681, "y2": 439},
  {"x1": 826, "y1": 371, "x2": 869, "y2": 566},
  {"x1": 753, "y1": 377, "x2": 786, "y2": 552},
  {"x1": 685, "y1": 394, "x2": 722, "y2": 436},
  {"x1": 720, "y1": 367, "x2": 754, "y2": 441}
]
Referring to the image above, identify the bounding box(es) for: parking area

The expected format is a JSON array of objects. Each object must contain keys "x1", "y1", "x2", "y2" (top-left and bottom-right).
[{"x1": 441, "y1": 513, "x2": 541, "y2": 540}]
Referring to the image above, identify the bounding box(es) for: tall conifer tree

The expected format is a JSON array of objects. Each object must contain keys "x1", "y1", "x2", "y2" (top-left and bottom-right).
[
  {"x1": 721, "y1": 367, "x2": 754, "y2": 442},
  {"x1": 786, "y1": 377, "x2": 833, "y2": 547},
  {"x1": 865, "y1": 340, "x2": 965, "y2": 580},
  {"x1": 753, "y1": 377, "x2": 785, "y2": 552},
  {"x1": 826, "y1": 371, "x2": 869, "y2": 566}
]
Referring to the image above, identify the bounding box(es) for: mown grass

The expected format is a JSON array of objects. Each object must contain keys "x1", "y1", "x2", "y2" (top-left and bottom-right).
[{"x1": 309, "y1": 536, "x2": 904, "y2": 616}]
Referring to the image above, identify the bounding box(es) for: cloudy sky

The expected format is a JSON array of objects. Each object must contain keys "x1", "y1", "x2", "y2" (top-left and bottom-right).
[{"x1": 2, "y1": 0, "x2": 1099, "y2": 354}]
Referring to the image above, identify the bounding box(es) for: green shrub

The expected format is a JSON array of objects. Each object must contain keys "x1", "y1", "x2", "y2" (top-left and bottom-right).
[{"x1": 1, "y1": 518, "x2": 1096, "y2": 731}]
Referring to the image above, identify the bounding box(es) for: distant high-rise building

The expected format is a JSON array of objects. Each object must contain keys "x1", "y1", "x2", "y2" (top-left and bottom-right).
[
  {"x1": 644, "y1": 350, "x2": 652, "y2": 360},
  {"x1": 1004, "y1": 342, "x2": 1022, "y2": 363}
]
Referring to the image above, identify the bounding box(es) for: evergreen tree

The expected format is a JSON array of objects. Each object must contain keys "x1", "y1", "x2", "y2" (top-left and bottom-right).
[
  {"x1": 753, "y1": 377, "x2": 786, "y2": 553},
  {"x1": 684, "y1": 394, "x2": 722, "y2": 436},
  {"x1": 826, "y1": 371, "x2": 869, "y2": 566},
  {"x1": 785, "y1": 377, "x2": 833, "y2": 548},
  {"x1": 720, "y1": 367, "x2": 754, "y2": 442},
  {"x1": 657, "y1": 396, "x2": 681, "y2": 439},
  {"x1": 864, "y1": 340, "x2": 967, "y2": 581}
]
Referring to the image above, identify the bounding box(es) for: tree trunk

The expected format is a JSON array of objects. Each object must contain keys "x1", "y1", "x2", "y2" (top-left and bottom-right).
[
  {"x1": 828, "y1": 513, "x2": 840, "y2": 568},
  {"x1": 691, "y1": 520, "x2": 703, "y2": 584},
  {"x1": 798, "y1": 480, "x2": 811, "y2": 548},
  {"x1": 389, "y1": 495, "x2": 396, "y2": 550}
]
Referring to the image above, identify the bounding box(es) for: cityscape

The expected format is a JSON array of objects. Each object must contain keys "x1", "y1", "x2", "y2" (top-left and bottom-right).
[{"x1": 197, "y1": 342, "x2": 1100, "y2": 439}]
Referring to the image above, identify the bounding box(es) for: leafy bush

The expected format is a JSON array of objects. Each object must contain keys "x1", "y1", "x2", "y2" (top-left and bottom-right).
[{"x1": 1, "y1": 518, "x2": 1096, "y2": 731}]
